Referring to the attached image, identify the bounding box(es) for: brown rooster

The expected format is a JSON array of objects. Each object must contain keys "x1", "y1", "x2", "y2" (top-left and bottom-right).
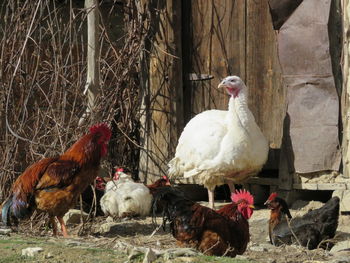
[
  {"x1": 152, "y1": 187, "x2": 254, "y2": 257},
  {"x1": 1, "y1": 123, "x2": 111, "y2": 237},
  {"x1": 264, "y1": 192, "x2": 339, "y2": 249}
]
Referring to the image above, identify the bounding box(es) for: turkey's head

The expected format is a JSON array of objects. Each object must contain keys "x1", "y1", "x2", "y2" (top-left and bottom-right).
[
  {"x1": 232, "y1": 189, "x2": 254, "y2": 220},
  {"x1": 218, "y1": 76, "x2": 245, "y2": 98}
]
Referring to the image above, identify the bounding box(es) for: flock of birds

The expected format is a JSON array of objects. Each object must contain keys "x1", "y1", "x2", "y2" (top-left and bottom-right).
[{"x1": 0, "y1": 76, "x2": 340, "y2": 257}]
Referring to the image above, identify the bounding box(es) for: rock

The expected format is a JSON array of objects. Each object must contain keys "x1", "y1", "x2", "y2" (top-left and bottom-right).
[
  {"x1": 333, "y1": 190, "x2": 350, "y2": 212},
  {"x1": 143, "y1": 248, "x2": 157, "y2": 263},
  {"x1": 63, "y1": 209, "x2": 88, "y2": 225},
  {"x1": 249, "y1": 245, "x2": 267, "y2": 252},
  {"x1": 330, "y1": 251, "x2": 350, "y2": 263},
  {"x1": 99, "y1": 222, "x2": 120, "y2": 234},
  {"x1": 0, "y1": 228, "x2": 12, "y2": 235},
  {"x1": 45, "y1": 253, "x2": 54, "y2": 259},
  {"x1": 330, "y1": 240, "x2": 350, "y2": 253},
  {"x1": 106, "y1": 216, "x2": 114, "y2": 223},
  {"x1": 22, "y1": 247, "x2": 43, "y2": 257}
]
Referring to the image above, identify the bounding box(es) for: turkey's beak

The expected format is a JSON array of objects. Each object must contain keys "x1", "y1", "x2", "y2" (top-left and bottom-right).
[{"x1": 218, "y1": 81, "x2": 227, "y2": 89}]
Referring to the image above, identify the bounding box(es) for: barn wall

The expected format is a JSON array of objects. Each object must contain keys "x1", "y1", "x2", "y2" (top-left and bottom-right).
[
  {"x1": 342, "y1": 0, "x2": 350, "y2": 178},
  {"x1": 138, "y1": 1, "x2": 183, "y2": 182},
  {"x1": 139, "y1": 0, "x2": 286, "y2": 183}
]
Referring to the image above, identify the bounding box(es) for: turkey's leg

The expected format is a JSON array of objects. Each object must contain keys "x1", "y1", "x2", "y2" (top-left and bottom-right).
[
  {"x1": 208, "y1": 189, "x2": 215, "y2": 209},
  {"x1": 57, "y1": 216, "x2": 69, "y2": 238},
  {"x1": 225, "y1": 179, "x2": 235, "y2": 194}
]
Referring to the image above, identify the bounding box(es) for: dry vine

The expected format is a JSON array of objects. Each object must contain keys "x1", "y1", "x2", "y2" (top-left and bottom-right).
[{"x1": 0, "y1": 0, "x2": 151, "y2": 204}]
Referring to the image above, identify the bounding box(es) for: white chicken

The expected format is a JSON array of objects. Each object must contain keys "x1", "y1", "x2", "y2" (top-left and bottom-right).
[
  {"x1": 100, "y1": 168, "x2": 153, "y2": 218},
  {"x1": 168, "y1": 76, "x2": 269, "y2": 208}
]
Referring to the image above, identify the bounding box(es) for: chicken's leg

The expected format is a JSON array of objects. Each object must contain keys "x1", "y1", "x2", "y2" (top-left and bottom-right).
[
  {"x1": 49, "y1": 217, "x2": 58, "y2": 236},
  {"x1": 57, "y1": 216, "x2": 69, "y2": 238},
  {"x1": 208, "y1": 189, "x2": 215, "y2": 209}
]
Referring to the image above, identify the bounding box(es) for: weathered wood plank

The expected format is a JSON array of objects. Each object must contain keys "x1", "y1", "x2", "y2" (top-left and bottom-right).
[
  {"x1": 246, "y1": 0, "x2": 285, "y2": 150},
  {"x1": 139, "y1": 0, "x2": 183, "y2": 183},
  {"x1": 342, "y1": 0, "x2": 350, "y2": 178},
  {"x1": 293, "y1": 183, "x2": 350, "y2": 190},
  {"x1": 190, "y1": 0, "x2": 246, "y2": 116}
]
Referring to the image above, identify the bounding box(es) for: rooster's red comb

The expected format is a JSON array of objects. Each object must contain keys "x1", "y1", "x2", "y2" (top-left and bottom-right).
[
  {"x1": 267, "y1": 192, "x2": 278, "y2": 201},
  {"x1": 89, "y1": 123, "x2": 111, "y2": 140},
  {"x1": 231, "y1": 189, "x2": 254, "y2": 205},
  {"x1": 115, "y1": 168, "x2": 124, "y2": 172}
]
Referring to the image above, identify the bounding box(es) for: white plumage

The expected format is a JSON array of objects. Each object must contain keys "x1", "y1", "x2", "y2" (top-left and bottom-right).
[
  {"x1": 168, "y1": 76, "x2": 269, "y2": 208},
  {"x1": 100, "y1": 170, "x2": 153, "y2": 218}
]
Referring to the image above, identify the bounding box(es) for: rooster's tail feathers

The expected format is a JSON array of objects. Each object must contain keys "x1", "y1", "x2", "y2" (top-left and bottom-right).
[
  {"x1": 1, "y1": 198, "x2": 12, "y2": 225},
  {"x1": 1, "y1": 195, "x2": 32, "y2": 226}
]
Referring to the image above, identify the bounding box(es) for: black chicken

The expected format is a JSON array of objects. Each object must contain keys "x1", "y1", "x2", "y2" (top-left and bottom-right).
[{"x1": 264, "y1": 193, "x2": 339, "y2": 250}]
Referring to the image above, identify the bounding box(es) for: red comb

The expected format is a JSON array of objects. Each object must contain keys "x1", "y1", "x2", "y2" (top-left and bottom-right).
[
  {"x1": 231, "y1": 189, "x2": 254, "y2": 205},
  {"x1": 115, "y1": 168, "x2": 124, "y2": 172},
  {"x1": 89, "y1": 123, "x2": 111, "y2": 140},
  {"x1": 162, "y1": 175, "x2": 168, "y2": 180},
  {"x1": 268, "y1": 192, "x2": 278, "y2": 201}
]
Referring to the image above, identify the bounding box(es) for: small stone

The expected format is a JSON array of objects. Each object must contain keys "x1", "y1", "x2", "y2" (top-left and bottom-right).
[
  {"x1": 99, "y1": 222, "x2": 120, "y2": 234},
  {"x1": 143, "y1": 248, "x2": 157, "y2": 263},
  {"x1": 330, "y1": 240, "x2": 350, "y2": 253},
  {"x1": 0, "y1": 228, "x2": 12, "y2": 235},
  {"x1": 22, "y1": 247, "x2": 43, "y2": 257},
  {"x1": 330, "y1": 251, "x2": 350, "y2": 263},
  {"x1": 249, "y1": 245, "x2": 267, "y2": 252},
  {"x1": 106, "y1": 216, "x2": 114, "y2": 223},
  {"x1": 45, "y1": 253, "x2": 54, "y2": 259},
  {"x1": 63, "y1": 209, "x2": 89, "y2": 225}
]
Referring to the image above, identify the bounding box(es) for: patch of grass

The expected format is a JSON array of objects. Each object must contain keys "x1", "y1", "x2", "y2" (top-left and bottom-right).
[{"x1": 0, "y1": 255, "x2": 32, "y2": 263}]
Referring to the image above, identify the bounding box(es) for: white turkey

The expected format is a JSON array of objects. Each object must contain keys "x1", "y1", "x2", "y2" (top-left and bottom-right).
[
  {"x1": 100, "y1": 168, "x2": 153, "y2": 218},
  {"x1": 168, "y1": 76, "x2": 269, "y2": 208}
]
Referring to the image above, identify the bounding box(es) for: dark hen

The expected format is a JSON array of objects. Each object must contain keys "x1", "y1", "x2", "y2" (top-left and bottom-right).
[{"x1": 265, "y1": 193, "x2": 339, "y2": 249}]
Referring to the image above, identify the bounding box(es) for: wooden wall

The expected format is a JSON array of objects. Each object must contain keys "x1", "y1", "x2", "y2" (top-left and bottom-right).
[
  {"x1": 342, "y1": 0, "x2": 350, "y2": 178},
  {"x1": 139, "y1": 0, "x2": 286, "y2": 183}
]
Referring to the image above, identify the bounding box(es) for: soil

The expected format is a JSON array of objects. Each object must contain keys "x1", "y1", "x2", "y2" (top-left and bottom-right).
[{"x1": 0, "y1": 207, "x2": 349, "y2": 263}]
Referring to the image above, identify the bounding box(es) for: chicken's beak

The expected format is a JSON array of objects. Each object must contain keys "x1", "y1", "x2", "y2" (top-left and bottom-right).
[
  {"x1": 249, "y1": 204, "x2": 255, "y2": 209},
  {"x1": 264, "y1": 200, "x2": 271, "y2": 206}
]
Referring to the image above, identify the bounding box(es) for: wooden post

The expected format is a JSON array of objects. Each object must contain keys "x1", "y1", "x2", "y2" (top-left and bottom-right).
[
  {"x1": 342, "y1": 0, "x2": 350, "y2": 178},
  {"x1": 79, "y1": 0, "x2": 100, "y2": 125}
]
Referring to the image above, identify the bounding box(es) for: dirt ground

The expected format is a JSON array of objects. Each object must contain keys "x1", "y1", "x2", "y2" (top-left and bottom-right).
[{"x1": 0, "y1": 206, "x2": 349, "y2": 263}]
